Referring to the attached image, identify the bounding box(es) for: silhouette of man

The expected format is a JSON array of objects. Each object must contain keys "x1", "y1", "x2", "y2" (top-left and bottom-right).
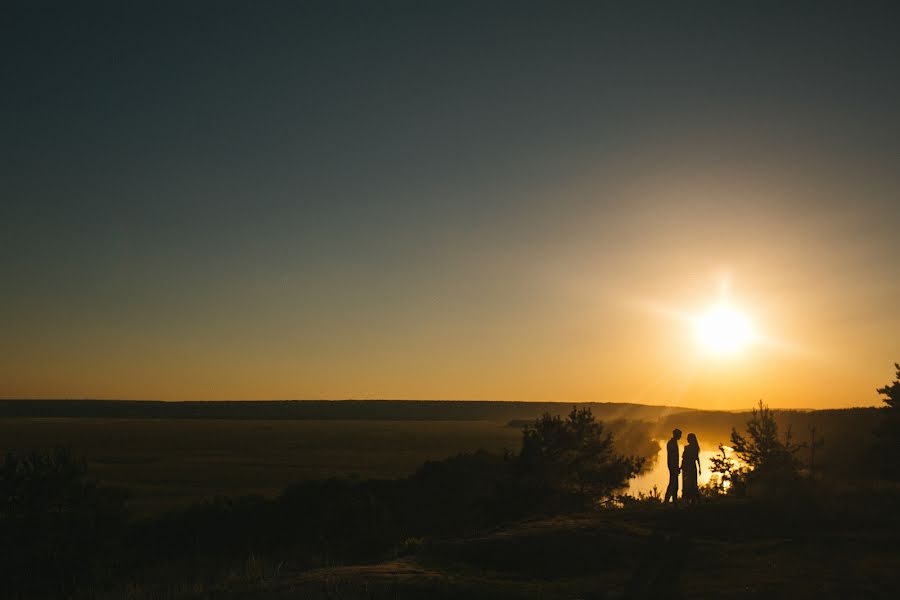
[{"x1": 664, "y1": 428, "x2": 682, "y2": 504}]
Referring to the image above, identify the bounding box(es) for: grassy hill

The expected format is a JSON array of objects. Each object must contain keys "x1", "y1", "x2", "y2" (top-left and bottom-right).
[{"x1": 183, "y1": 499, "x2": 900, "y2": 599}]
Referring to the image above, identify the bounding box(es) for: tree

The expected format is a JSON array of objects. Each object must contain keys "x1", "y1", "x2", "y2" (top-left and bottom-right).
[
  {"x1": 728, "y1": 400, "x2": 804, "y2": 492},
  {"x1": 875, "y1": 363, "x2": 900, "y2": 479},
  {"x1": 877, "y1": 363, "x2": 900, "y2": 409},
  {"x1": 708, "y1": 444, "x2": 738, "y2": 494},
  {"x1": 516, "y1": 406, "x2": 644, "y2": 507}
]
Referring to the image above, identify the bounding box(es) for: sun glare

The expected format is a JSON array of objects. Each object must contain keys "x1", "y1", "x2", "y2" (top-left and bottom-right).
[{"x1": 693, "y1": 303, "x2": 755, "y2": 356}]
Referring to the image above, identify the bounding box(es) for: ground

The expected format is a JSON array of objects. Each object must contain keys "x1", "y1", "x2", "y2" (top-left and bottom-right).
[
  {"x1": 0, "y1": 418, "x2": 523, "y2": 514},
  {"x1": 196, "y1": 504, "x2": 900, "y2": 599}
]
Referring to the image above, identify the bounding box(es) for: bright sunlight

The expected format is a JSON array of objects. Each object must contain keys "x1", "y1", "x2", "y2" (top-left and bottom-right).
[{"x1": 693, "y1": 303, "x2": 755, "y2": 356}]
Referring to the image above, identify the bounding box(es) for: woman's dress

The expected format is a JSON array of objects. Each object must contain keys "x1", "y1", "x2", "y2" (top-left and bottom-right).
[{"x1": 682, "y1": 445, "x2": 699, "y2": 500}]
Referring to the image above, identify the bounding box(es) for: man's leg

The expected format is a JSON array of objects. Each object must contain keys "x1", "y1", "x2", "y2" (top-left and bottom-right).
[
  {"x1": 664, "y1": 469, "x2": 677, "y2": 503},
  {"x1": 666, "y1": 470, "x2": 679, "y2": 504},
  {"x1": 672, "y1": 470, "x2": 679, "y2": 504}
]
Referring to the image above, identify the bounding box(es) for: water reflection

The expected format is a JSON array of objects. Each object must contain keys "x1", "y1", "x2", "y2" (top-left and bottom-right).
[{"x1": 628, "y1": 441, "x2": 730, "y2": 496}]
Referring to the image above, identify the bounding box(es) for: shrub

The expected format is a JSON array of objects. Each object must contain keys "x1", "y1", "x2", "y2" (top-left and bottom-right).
[
  {"x1": 0, "y1": 447, "x2": 128, "y2": 598},
  {"x1": 726, "y1": 400, "x2": 804, "y2": 496},
  {"x1": 875, "y1": 363, "x2": 900, "y2": 479},
  {"x1": 515, "y1": 406, "x2": 644, "y2": 509},
  {"x1": 877, "y1": 363, "x2": 900, "y2": 409}
]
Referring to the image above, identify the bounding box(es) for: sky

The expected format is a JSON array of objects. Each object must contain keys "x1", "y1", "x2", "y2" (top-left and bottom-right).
[{"x1": 2, "y1": 1, "x2": 899, "y2": 408}]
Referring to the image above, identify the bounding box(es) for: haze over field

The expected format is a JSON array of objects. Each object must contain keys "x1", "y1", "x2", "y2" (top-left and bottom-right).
[{"x1": 2, "y1": 2, "x2": 899, "y2": 408}]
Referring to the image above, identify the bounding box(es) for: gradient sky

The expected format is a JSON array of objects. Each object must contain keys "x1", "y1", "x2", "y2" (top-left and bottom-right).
[{"x1": 2, "y1": 1, "x2": 899, "y2": 408}]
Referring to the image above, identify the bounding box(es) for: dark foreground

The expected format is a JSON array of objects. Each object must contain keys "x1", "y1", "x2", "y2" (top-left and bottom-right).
[
  {"x1": 193, "y1": 496, "x2": 900, "y2": 600},
  {"x1": 2, "y1": 400, "x2": 898, "y2": 599}
]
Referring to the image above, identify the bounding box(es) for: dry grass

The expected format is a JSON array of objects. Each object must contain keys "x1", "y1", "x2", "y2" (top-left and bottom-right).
[{"x1": 0, "y1": 418, "x2": 522, "y2": 515}]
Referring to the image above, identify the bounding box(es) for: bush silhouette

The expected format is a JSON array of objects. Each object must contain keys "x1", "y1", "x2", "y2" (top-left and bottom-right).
[
  {"x1": 515, "y1": 406, "x2": 644, "y2": 509},
  {"x1": 726, "y1": 400, "x2": 804, "y2": 495},
  {"x1": 875, "y1": 362, "x2": 900, "y2": 479},
  {"x1": 0, "y1": 447, "x2": 128, "y2": 597},
  {"x1": 707, "y1": 444, "x2": 738, "y2": 495},
  {"x1": 877, "y1": 363, "x2": 900, "y2": 409}
]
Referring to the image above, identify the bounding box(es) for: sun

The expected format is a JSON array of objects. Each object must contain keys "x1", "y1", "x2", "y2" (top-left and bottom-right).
[{"x1": 693, "y1": 303, "x2": 755, "y2": 356}]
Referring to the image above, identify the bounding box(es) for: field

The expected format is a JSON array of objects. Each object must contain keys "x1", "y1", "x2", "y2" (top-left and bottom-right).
[
  {"x1": 0, "y1": 418, "x2": 524, "y2": 515},
  {"x1": 1, "y1": 404, "x2": 898, "y2": 598},
  {"x1": 0, "y1": 404, "x2": 881, "y2": 516}
]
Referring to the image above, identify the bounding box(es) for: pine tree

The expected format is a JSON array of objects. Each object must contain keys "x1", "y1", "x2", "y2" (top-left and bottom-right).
[
  {"x1": 729, "y1": 400, "x2": 804, "y2": 488},
  {"x1": 517, "y1": 406, "x2": 644, "y2": 506},
  {"x1": 876, "y1": 363, "x2": 900, "y2": 409}
]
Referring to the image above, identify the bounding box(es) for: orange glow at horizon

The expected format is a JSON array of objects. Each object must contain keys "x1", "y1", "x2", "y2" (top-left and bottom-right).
[{"x1": 1, "y1": 162, "x2": 897, "y2": 410}]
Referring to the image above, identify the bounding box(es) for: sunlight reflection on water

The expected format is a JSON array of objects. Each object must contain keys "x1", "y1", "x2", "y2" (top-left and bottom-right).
[{"x1": 627, "y1": 441, "x2": 724, "y2": 496}]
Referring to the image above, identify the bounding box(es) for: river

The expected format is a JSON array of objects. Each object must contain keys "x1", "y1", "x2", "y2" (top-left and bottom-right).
[{"x1": 628, "y1": 441, "x2": 729, "y2": 497}]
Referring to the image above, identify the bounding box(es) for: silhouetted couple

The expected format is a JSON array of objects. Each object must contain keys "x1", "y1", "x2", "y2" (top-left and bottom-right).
[{"x1": 663, "y1": 429, "x2": 701, "y2": 506}]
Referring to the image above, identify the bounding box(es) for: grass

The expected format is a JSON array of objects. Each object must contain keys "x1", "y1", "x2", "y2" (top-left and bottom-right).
[
  {"x1": 164, "y1": 502, "x2": 900, "y2": 599},
  {"x1": 0, "y1": 418, "x2": 524, "y2": 515},
  {"x1": 4, "y1": 416, "x2": 896, "y2": 598}
]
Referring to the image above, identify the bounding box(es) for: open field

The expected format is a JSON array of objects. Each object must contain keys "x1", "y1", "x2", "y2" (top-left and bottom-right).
[
  {"x1": 0, "y1": 418, "x2": 524, "y2": 515},
  {"x1": 0, "y1": 402, "x2": 882, "y2": 515},
  {"x1": 1, "y1": 404, "x2": 897, "y2": 598}
]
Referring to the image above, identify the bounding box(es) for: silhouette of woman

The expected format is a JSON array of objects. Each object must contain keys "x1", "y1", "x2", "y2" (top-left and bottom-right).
[{"x1": 681, "y1": 433, "x2": 701, "y2": 505}]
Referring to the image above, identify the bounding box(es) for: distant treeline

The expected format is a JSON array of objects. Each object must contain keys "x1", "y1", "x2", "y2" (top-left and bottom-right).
[
  {"x1": 656, "y1": 407, "x2": 884, "y2": 440},
  {"x1": 0, "y1": 399, "x2": 689, "y2": 422}
]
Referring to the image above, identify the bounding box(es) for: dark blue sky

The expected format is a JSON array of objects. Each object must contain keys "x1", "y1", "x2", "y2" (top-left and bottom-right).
[{"x1": 2, "y1": 1, "x2": 899, "y2": 404}]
